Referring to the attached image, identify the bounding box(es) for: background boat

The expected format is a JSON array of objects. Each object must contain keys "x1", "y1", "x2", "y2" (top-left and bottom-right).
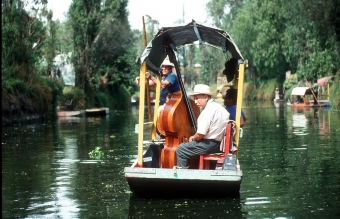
[
  {"x1": 57, "y1": 110, "x2": 85, "y2": 117},
  {"x1": 85, "y1": 107, "x2": 109, "y2": 116}
]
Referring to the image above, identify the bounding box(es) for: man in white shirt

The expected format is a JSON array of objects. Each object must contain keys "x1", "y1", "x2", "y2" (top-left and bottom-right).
[{"x1": 176, "y1": 84, "x2": 230, "y2": 168}]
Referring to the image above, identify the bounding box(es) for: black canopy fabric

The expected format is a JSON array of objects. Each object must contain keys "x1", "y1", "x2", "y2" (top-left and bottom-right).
[{"x1": 140, "y1": 20, "x2": 244, "y2": 72}]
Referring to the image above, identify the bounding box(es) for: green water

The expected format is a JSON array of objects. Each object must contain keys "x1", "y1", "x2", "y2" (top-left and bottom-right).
[{"x1": 2, "y1": 102, "x2": 340, "y2": 218}]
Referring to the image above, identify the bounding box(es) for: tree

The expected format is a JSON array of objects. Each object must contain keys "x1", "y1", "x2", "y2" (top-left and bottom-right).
[
  {"x1": 206, "y1": 0, "x2": 340, "y2": 86},
  {"x1": 41, "y1": 10, "x2": 56, "y2": 77},
  {"x1": 206, "y1": 0, "x2": 244, "y2": 30},
  {"x1": 54, "y1": 20, "x2": 73, "y2": 54},
  {"x1": 283, "y1": 0, "x2": 340, "y2": 80},
  {"x1": 68, "y1": 0, "x2": 139, "y2": 98},
  {"x1": 2, "y1": 0, "x2": 47, "y2": 82},
  {"x1": 2, "y1": 0, "x2": 64, "y2": 116}
]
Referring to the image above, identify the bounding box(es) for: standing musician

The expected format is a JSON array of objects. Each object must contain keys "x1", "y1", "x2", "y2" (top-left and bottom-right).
[
  {"x1": 135, "y1": 59, "x2": 180, "y2": 105},
  {"x1": 176, "y1": 84, "x2": 230, "y2": 169}
]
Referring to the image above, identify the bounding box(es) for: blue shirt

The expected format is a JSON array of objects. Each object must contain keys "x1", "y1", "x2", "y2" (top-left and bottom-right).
[
  {"x1": 226, "y1": 105, "x2": 245, "y2": 121},
  {"x1": 160, "y1": 72, "x2": 180, "y2": 104}
]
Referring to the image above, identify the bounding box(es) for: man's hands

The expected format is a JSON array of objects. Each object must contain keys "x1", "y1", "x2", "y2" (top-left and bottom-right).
[
  {"x1": 189, "y1": 133, "x2": 204, "y2": 142},
  {"x1": 135, "y1": 76, "x2": 140, "y2": 84},
  {"x1": 135, "y1": 71, "x2": 153, "y2": 85}
]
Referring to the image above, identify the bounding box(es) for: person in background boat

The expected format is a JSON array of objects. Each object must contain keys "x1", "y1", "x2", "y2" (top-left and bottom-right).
[
  {"x1": 135, "y1": 59, "x2": 180, "y2": 105},
  {"x1": 296, "y1": 95, "x2": 304, "y2": 104},
  {"x1": 216, "y1": 90, "x2": 223, "y2": 100},
  {"x1": 176, "y1": 84, "x2": 229, "y2": 169},
  {"x1": 224, "y1": 88, "x2": 247, "y2": 127},
  {"x1": 312, "y1": 79, "x2": 319, "y2": 105}
]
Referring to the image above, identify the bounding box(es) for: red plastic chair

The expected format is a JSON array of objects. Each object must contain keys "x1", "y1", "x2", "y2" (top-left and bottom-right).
[{"x1": 199, "y1": 123, "x2": 232, "y2": 170}]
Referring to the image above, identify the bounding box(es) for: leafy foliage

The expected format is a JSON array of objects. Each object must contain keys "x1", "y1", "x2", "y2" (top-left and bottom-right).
[
  {"x1": 2, "y1": 0, "x2": 63, "y2": 115},
  {"x1": 329, "y1": 74, "x2": 340, "y2": 108},
  {"x1": 2, "y1": 1, "x2": 46, "y2": 79},
  {"x1": 88, "y1": 147, "x2": 106, "y2": 160},
  {"x1": 197, "y1": 46, "x2": 230, "y2": 85},
  {"x1": 60, "y1": 86, "x2": 86, "y2": 110},
  {"x1": 68, "y1": 0, "x2": 139, "y2": 102},
  {"x1": 283, "y1": 74, "x2": 298, "y2": 90},
  {"x1": 206, "y1": 0, "x2": 340, "y2": 85}
]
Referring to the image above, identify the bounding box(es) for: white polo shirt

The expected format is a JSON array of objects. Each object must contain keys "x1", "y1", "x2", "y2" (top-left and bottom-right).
[{"x1": 197, "y1": 99, "x2": 230, "y2": 141}]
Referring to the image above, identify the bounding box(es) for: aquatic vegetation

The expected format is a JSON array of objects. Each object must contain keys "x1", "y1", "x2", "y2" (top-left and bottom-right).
[{"x1": 88, "y1": 146, "x2": 106, "y2": 159}]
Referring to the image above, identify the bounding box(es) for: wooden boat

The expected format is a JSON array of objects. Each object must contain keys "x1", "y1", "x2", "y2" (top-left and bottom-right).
[
  {"x1": 317, "y1": 75, "x2": 334, "y2": 106},
  {"x1": 85, "y1": 107, "x2": 109, "y2": 116},
  {"x1": 57, "y1": 110, "x2": 85, "y2": 117},
  {"x1": 124, "y1": 20, "x2": 245, "y2": 198},
  {"x1": 288, "y1": 86, "x2": 332, "y2": 107}
]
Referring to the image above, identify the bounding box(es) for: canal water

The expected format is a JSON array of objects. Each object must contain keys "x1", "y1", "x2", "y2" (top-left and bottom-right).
[{"x1": 2, "y1": 102, "x2": 340, "y2": 218}]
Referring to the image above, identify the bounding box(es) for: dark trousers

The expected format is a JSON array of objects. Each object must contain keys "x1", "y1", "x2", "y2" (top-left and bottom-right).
[{"x1": 176, "y1": 139, "x2": 221, "y2": 168}]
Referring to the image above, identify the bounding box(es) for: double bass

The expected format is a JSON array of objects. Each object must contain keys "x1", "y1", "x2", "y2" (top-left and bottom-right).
[{"x1": 157, "y1": 48, "x2": 200, "y2": 168}]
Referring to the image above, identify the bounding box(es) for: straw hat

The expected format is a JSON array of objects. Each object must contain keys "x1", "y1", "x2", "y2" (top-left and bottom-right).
[
  {"x1": 189, "y1": 84, "x2": 213, "y2": 96},
  {"x1": 161, "y1": 59, "x2": 174, "y2": 67}
]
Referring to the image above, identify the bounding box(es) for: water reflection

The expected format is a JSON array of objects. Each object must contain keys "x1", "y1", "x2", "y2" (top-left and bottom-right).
[
  {"x1": 289, "y1": 106, "x2": 332, "y2": 138},
  {"x1": 128, "y1": 196, "x2": 243, "y2": 218},
  {"x1": 2, "y1": 103, "x2": 340, "y2": 218},
  {"x1": 243, "y1": 197, "x2": 271, "y2": 205},
  {"x1": 51, "y1": 137, "x2": 80, "y2": 218},
  {"x1": 292, "y1": 113, "x2": 308, "y2": 135}
]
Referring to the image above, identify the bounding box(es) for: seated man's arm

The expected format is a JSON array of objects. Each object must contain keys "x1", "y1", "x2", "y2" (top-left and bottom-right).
[{"x1": 189, "y1": 133, "x2": 204, "y2": 142}]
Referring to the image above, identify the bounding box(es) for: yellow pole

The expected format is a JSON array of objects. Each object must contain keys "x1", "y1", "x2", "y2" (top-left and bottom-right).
[
  {"x1": 233, "y1": 63, "x2": 245, "y2": 149},
  {"x1": 151, "y1": 73, "x2": 161, "y2": 140},
  {"x1": 328, "y1": 108, "x2": 330, "y2": 131},
  {"x1": 142, "y1": 16, "x2": 152, "y2": 122},
  {"x1": 328, "y1": 84, "x2": 330, "y2": 101},
  {"x1": 137, "y1": 62, "x2": 147, "y2": 167}
]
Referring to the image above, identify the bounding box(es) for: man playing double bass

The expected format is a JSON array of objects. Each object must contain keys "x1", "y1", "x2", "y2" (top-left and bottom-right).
[
  {"x1": 176, "y1": 84, "x2": 230, "y2": 169},
  {"x1": 135, "y1": 59, "x2": 180, "y2": 105}
]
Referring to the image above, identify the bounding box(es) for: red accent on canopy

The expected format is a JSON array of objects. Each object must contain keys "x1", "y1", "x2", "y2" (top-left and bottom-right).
[{"x1": 318, "y1": 76, "x2": 334, "y2": 86}]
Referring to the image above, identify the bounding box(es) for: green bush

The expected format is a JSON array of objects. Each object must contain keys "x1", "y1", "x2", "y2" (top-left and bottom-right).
[
  {"x1": 243, "y1": 82, "x2": 255, "y2": 100},
  {"x1": 60, "y1": 86, "x2": 85, "y2": 110},
  {"x1": 283, "y1": 74, "x2": 298, "y2": 90},
  {"x1": 329, "y1": 75, "x2": 340, "y2": 109},
  {"x1": 109, "y1": 85, "x2": 131, "y2": 110},
  {"x1": 94, "y1": 91, "x2": 109, "y2": 107}
]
